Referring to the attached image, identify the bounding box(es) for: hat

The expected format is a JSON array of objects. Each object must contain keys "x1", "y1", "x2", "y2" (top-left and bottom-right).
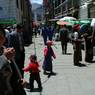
[
  {"x1": 73, "y1": 24, "x2": 80, "y2": 31},
  {"x1": 46, "y1": 40, "x2": 53, "y2": 45}
]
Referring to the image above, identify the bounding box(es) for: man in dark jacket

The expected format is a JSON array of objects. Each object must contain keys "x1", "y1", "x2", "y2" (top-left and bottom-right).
[
  {"x1": 8, "y1": 24, "x2": 26, "y2": 95},
  {"x1": 9, "y1": 24, "x2": 25, "y2": 77},
  {"x1": 59, "y1": 25, "x2": 69, "y2": 54},
  {"x1": 42, "y1": 25, "x2": 48, "y2": 45}
]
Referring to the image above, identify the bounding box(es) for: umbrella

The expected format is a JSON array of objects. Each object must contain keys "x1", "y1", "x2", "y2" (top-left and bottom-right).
[
  {"x1": 68, "y1": 19, "x2": 91, "y2": 26},
  {"x1": 56, "y1": 20, "x2": 72, "y2": 26},
  {"x1": 80, "y1": 20, "x2": 91, "y2": 24},
  {"x1": 59, "y1": 16, "x2": 77, "y2": 26},
  {"x1": 59, "y1": 16, "x2": 77, "y2": 21},
  {"x1": 79, "y1": 24, "x2": 89, "y2": 34},
  {"x1": 74, "y1": 19, "x2": 91, "y2": 25}
]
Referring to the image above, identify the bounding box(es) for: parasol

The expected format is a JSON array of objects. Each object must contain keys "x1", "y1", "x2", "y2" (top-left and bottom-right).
[
  {"x1": 59, "y1": 16, "x2": 77, "y2": 21},
  {"x1": 56, "y1": 20, "x2": 72, "y2": 26},
  {"x1": 59, "y1": 16, "x2": 77, "y2": 26},
  {"x1": 80, "y1": 20, "x2": 91, "y2": 24}
]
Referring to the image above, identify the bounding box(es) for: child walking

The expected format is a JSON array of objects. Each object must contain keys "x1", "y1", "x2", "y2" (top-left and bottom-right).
[
  {"x1": 23, "y1": 54, "x2": 42, "y2": 92},
  {"x1": 43, "y1": 40, "x2": 56, "y2": 75}
]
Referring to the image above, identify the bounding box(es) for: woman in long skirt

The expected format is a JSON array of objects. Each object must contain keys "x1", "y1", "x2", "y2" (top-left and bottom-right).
[{"x1": 43, "y1": 40, "x2": 56, "y2": 74}]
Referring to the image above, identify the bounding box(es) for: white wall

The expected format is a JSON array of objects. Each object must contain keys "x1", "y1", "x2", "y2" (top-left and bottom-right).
[{"x1": 79, "y1": 5, "x2": 88, "y2": 19}]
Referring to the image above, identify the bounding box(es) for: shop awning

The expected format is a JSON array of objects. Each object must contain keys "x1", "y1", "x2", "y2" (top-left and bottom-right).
[{"x1": 0, "y1": 19, "x2": 16, "y2": 24}]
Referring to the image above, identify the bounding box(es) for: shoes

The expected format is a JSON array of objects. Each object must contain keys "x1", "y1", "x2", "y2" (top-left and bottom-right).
[
  {"x1": 85, "y1": 60, "x2": 93, "y2": 63},
  {"x1": 74, "y1": 63, "x2": 86, "y2": 67},
  {"x1": 74, "y1": 64, "x2": 80, "y2": 66},
  {"x1": 38, "y1": 87, "x2": 43, "y2": 91},
  {"x1": 43, "y1": 71, "x2": 49, "y2": 75},
  {"x1": 44, "y1": 71, "x2": 57, "y2": 76},
  {"x1": 30, "y1": 87, "x2": 43, "y2": 92},
  {"x1": 47, "y1": 72, "x2": 57, "y2": 78},
  {"x1": 50, "y1": 72, "x2": 56, "y2": 75}
]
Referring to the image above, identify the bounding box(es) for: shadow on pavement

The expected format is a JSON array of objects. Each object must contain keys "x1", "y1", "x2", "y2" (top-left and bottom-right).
[
  {"x1": 42, "y1": 72, "x2": 57, "y2": 84},
  {"x1": 47, "y1": 72, "x2": 57, "y2": 78},
  {"x1": 26, "y1": 88, "x2": 43, "y2": 93},
  {"x1": 65, "y1": 53, "x2": 72, "y2": 55}
]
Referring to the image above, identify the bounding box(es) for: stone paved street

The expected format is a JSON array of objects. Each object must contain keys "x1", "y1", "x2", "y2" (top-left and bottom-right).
[{"x1": 24, "y1": 36, "x2": 95, "y2": 95}]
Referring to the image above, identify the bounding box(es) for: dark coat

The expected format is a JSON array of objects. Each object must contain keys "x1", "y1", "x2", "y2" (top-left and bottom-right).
[
  {"x1": 60, "y1": 28, "x2": 69, "y2": 43},
  {"x1": 9, "y1": 32, "x2": 25, "y2": 60},
  {"x1": 9, "y1": 31, "x2": 25, "y2": 77},
  {"x1": 0, "y1": 47, "x2": 13, "y2": 95},
  {"x1": 43, "y1": 46, "x2": 56, "y2": 71},
  {"x1": 8, "y1": 31, "x2": 26, "y2": 95}
]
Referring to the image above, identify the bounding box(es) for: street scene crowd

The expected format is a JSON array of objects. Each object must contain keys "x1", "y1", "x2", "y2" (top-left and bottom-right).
[{"x1": 0, "y1": 17, "x2": 95, "y2": 95}]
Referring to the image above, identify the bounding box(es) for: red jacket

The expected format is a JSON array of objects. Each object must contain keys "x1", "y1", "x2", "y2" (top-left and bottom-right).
[
  {"x1": 23, "y1": 62, "x2": 40, "y2": 73},
  {"x1": 44, "y1": 47, "x2": 56, "y2": 59}
]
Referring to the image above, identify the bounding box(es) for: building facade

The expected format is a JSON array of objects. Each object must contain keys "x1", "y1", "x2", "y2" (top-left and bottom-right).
[
  {"x1": 53, "y1": 0, "x2": 79, "y2": 19},
  {"x1": 0, "y1": 0, "x2": 32, "y2": 25},
  {"x1": 0, "y1": 0, "x2": 17, "y2": 24},
  {"x1": 79, "y1": 0, "x2": 95, "y2": 19},
  {"x1": 43, "y1": 0, "x2": 95, "y2": 22},
  {"x1": 0, "y1": 0, "x2": 33, "y2": 44},
  {"x1": 86, "y1": 0, "x2": 95, "y2": 18}
]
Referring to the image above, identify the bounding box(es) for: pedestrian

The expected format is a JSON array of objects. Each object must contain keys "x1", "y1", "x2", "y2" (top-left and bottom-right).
[
  {"x1": 23, "y1": 54, "x2": 42, "y2": 92},
  {"x1": 48, "y1": 25, "x2": 55, "y2": 41},
  {"x1": 9, "y1": 24, "x2": 25, "y2": 77},
  {"x1": 43, "y1": 40, "x2": 56, "y2": 75},
  {"x1": 0, "y1": 27, "x2": 15, "y2": 95},
  {"x1": 42, "y1": 25, "x2": 48, "y2": 45},
  {"x1": 82, "y1": 24, "x2": 93, "y2": 62},
  {"x1": 7, "y1": 24, "x2": 26, "y2": 95},
  {"x1": 59, "y1": 25, "x2": 69, "y2": 54},
  {"x1": 34, "y1": 27, "x2": 37, "y2": 37},
  {"x1": 72, "y1": 24, "x2": 85, "y2": 66}
]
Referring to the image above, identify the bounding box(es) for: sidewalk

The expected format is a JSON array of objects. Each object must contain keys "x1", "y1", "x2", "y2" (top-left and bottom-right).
[{"x1": 24, "y1": 36, "x2": 95, "y2": 95}]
